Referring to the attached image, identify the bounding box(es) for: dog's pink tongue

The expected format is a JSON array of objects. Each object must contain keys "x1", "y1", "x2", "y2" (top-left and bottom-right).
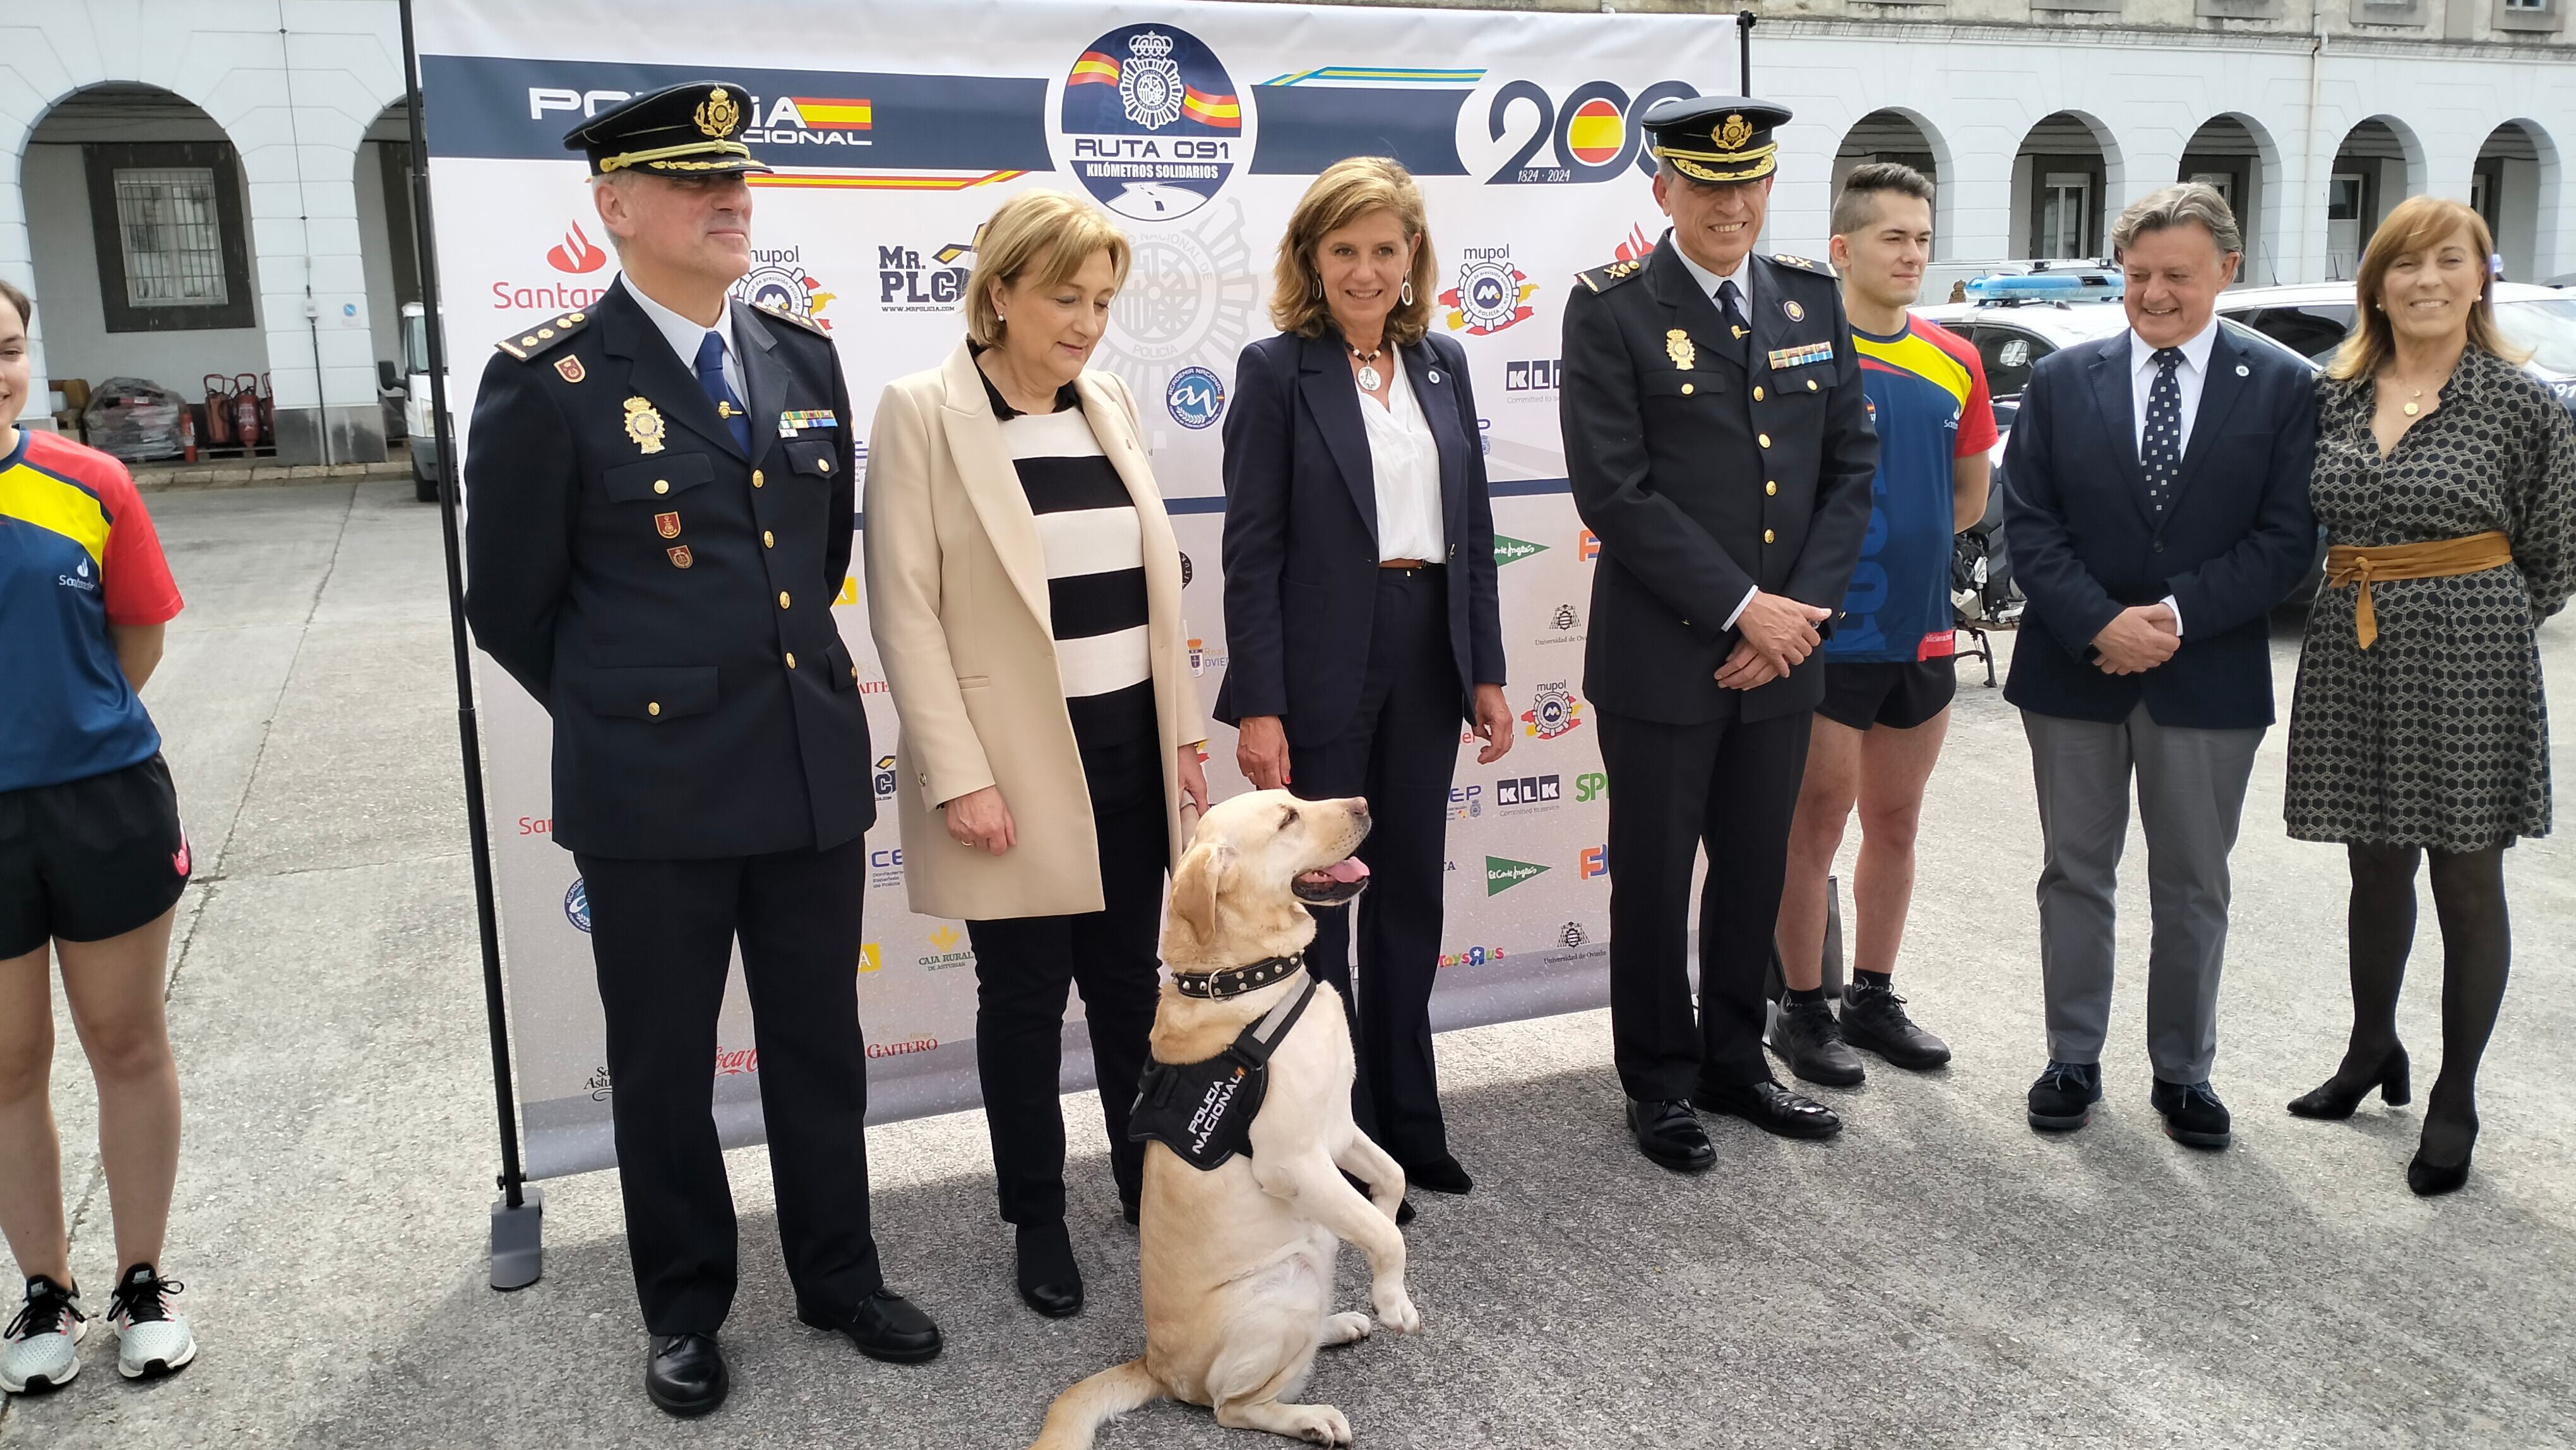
[{"x1": 1318, "y1": 858, "x2": 1369, "y2": 883}]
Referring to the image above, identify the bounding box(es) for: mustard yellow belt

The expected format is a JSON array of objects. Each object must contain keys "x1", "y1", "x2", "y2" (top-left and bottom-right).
[{"x1": 2323, "y1": 531, "x2": 2513, "y2": 649}]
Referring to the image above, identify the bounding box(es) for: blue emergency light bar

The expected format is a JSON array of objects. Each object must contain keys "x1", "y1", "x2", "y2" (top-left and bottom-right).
[{"x1": 1967, "y1": 268, "x2": 2124, "y2": 301}]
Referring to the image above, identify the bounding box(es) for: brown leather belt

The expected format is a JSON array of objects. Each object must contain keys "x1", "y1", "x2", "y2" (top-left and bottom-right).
[
  {"x1": 1380, "y1": 558, "x2": 1437, "y2": 570},
  {"x1": 2324, "y1": 531, "x2": 2513, "y2": 649}
]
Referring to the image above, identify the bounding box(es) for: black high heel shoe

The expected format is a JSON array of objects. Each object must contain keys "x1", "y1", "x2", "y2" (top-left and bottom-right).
[
  {"x1": 2408, "y1": 1113, "x2": 2478, "y2": 1197},
  {"x1": 2286, "y1": 1046, "x2": 2411, "y2": 1119}
]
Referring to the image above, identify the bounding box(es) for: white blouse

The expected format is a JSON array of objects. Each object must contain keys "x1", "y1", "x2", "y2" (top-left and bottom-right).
[{"x1": 1359, "y1": 356, "x2": 1445, "y2": 563}]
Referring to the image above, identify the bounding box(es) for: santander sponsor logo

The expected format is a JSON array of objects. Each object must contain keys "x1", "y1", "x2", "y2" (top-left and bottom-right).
[{"x1": 492, "y1": 219, "x2": 614, "y2": 313}]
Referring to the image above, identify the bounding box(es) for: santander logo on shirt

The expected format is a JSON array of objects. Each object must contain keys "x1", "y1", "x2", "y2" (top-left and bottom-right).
[{"x1": 57, "y1": 558, "x2": 97, "y2": 592}]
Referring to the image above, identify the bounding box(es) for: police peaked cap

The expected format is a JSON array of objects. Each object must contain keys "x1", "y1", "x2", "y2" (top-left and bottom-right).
[
  {"x1": 1642, "y1": 96, "x2": 1792, "y2": 184},
  {"x1": 563, "y1": 81, "x2": 773, "y2": 177}
]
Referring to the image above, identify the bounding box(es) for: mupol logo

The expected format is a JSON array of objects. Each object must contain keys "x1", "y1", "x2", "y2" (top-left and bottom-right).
[
  {"x1": 731, "y1": 246, "x2": 834, "y2": 329},
  {"x1": 1520, "y1": 681, "x2": 1583, "y2": 740},
  {"x1": 1167, "y1": 365, "x2": 1225, "y2": 429},
  {"x1": 880, "y1": 242, "x2": 974, "y2": 313},
  {"x1": 564, "y1": 878, "x2": 592, "y2": 934},
  {"x1": 1061, "y1": 25, "x2": 1244, "y2": 221},
  {"x1": 1442, "y1": 245, "x2": 1537, "y2": 336}
]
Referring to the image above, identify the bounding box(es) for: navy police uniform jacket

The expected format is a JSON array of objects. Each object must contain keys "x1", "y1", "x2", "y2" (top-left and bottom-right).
[
  {"x1": 1559, "y1": 235, "x2": 1878, "y2": 724},
  {"x1": 463, "y1": 279, "x2": 875, "y2": 859}
]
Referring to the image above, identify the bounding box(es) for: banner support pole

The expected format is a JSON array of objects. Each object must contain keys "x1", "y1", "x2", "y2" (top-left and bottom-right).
[
  {"x1": 397, "y1": 0, "x2": 544, "y2": 1293},
  {"x1": 1738, "y1": 10, "x2": 1756, "y2": 94}
]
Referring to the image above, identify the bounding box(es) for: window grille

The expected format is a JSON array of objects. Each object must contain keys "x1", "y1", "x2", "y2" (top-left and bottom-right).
[{"x1": 111, "y1": 167, "x2": 229, "y2": 308}]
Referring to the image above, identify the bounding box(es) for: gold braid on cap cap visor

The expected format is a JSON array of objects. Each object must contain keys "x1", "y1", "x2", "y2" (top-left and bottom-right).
[
  {"x1": 1654, "y1": 141, "x2": 1779, "y2": 184},
  {"x1": 598, "y1": 140, "x2": 760, "y2": 173}
]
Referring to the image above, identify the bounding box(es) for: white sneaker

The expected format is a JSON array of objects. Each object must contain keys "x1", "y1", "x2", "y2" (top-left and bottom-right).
[
  {"x1": 104, "y1": 1264, "x2": 194, "y2": 1380},
  {"x1": 0, "y1": 1275, "x2": 87, "y2": 1394}
]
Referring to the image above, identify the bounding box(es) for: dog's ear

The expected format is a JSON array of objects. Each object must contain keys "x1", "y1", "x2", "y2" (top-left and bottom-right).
[{"x1": 1169, "y1": 841, "x2": 1233, "y2": 945}]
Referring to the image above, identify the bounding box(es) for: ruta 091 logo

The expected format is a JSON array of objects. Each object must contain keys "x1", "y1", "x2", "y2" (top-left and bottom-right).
[
  {"x1": 1494, "y1": 774, "x2": 1559, "y2": 812},
  {"x1": 879, "y1": 241, "x2": 974, "y2": 313},
  {"x1": 1167, "y1": 365, "x2": 1225, "y2": 429},
  {"x1": 1438, "y1": 944, "x2": 1509, "y2": 969},
  {"x1": 1521, "y1": 681, "x2": 1583, "y2": 739},
  {"x1": 1061, "y1": 24, "x2": 1244, "y2": 222},
  {"x1": 1443, "y1": 246, "x2": 1537, "y2": 335},
  {"x1": 1477, "y1": 80, "x2": 1697, "y2": 186},
  {"x1": 563, "y1": 878, "x2": 592, "y2": 933},
  {"x1": 730, "y1": 245, "x2": 834, "y2": 329}
]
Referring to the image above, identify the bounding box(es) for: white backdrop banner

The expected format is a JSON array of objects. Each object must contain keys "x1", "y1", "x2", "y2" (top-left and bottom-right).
[{"x1": 417, "y1": 0, "x2": 1736, "y2": 1179}]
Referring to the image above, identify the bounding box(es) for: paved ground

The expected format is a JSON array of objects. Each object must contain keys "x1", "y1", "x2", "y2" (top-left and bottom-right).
[{"x1": 3, "y1": 479, "x2": 2571, "y2": 1449}]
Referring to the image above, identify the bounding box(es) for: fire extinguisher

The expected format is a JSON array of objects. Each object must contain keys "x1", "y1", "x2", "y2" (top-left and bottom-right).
[
  {"x1": 203, "y1": 374, "x2": 234, "y2": 446},
  {"x1": 234, "y1": 373, "x2": 263, "y2": 451},
  {"x1": 181, "y1": 407, "x2": 199, "y2": 462},
  {"x1": 254, "y1": 373, "x2": 275, "y2": 441}
]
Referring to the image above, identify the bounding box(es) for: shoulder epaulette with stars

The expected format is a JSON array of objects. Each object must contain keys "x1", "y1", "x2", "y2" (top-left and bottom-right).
[
  {"x1": 1575, "y1": 257, "x2": 1646, "y2": 294},
  {"x1": 494, "y1": 311, "x2": 591, "y2": 361},
  {"x1": 754, "y1": 301, "x2": 829, "y2": 337},
  {"x1": 1769, "y1": 253, "x2": 1834, "y2": 277}
]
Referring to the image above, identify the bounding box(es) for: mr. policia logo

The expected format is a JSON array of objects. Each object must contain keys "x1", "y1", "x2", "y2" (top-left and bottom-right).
[{"x1": 880, "y1": 241, "x2": 975, "y2": 313}]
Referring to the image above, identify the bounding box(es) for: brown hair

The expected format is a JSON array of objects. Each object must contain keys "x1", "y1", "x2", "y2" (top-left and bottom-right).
[
  {"x1": 2328, "y1": 195, "x2": 2525, "y2": 381},
  {"x1": 0, "y1": 279, "x2": 29, "y2": 332},
  {"x1": 963, "y1": 189, "x2": 1131, "y2": 348},
  {"x1": 1270, "y1": 157, "x2": 1437, "y2": 346},
  {"x1": 1830, "y1": 162, "x2": 1935, "y2": 239}
]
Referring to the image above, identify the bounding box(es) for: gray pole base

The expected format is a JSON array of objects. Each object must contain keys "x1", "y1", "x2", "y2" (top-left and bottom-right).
[{"x1": 491, "y1": 1186, "x2": 545, "y2": 1291}]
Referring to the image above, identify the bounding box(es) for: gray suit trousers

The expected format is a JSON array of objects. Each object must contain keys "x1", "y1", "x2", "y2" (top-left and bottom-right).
[{"x1": 2022, "y1": 703, "x2": 2262, "y2": 1083}]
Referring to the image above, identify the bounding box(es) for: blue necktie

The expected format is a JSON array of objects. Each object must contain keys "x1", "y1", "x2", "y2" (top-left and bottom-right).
[
  {"x1": 693, "y1": 330, "x2": 753, "y2": 455},
  {"x1": 2142, "y1": 347, "x2": 2183, "y2": 515},
  {"x1": 1717, "y1": 279, "x2": 1748, "y2": 336}
]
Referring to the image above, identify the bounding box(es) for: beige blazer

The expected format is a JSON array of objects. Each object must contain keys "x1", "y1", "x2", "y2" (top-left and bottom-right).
[{"x1": 864, "y1": 342, "x2": 1207, "y2": 921}]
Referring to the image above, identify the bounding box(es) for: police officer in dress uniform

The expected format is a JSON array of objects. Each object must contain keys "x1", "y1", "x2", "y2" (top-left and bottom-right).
[
  {"x1": 1559, "y1": 98, "x2": 1880, "y2": 1173},
  {"x1": 462, "y1": 81, "x2": 939, "y2": 1418}
]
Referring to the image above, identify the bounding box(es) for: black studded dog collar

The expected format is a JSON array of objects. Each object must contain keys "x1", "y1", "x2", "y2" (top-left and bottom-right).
[{"x1": 1172, "y1": 952, "x2": 1305, "y2": 1000}]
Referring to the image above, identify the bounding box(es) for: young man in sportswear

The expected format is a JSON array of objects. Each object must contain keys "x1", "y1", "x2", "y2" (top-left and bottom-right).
[{"x1": 1767, "y1": 164, "x2": 1995, "y2": 1087}]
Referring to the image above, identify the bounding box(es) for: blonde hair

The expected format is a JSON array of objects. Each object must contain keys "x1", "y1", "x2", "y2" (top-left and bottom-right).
[
  {"x1": 1270, "y1": 157, "x2": 1436, "y2": 346},
  {"x1": 2328, "y1": 195, "x2": 2525, "y2": 381},
  {"x1": 963, "y1": 189, "x2": 1131, "y2": 348}
]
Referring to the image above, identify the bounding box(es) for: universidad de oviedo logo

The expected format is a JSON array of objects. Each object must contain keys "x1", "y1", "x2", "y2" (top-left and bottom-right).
[{"x1": 1059, "y1": 24, "x2": 1243, "y2": 222}]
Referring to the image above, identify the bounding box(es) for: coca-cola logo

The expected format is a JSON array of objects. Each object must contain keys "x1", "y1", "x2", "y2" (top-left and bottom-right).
[
  {"x1": 547, "y1": 220, "x2": 609, "y2": 275},
  {"x1": 713, "y1": 1046, "x2": 760, "y2": 1077}
]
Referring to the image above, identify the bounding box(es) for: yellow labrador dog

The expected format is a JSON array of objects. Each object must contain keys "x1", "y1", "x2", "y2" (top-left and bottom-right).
[{"x1": 1031, "y1": 790, "x2": 1420, "y2": 1449}]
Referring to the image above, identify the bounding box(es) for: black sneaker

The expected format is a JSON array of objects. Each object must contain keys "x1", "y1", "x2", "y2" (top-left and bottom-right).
[
  {"x1": 2150, "y1": 1078, "x2": 2233, "y2": 1149},
  {"x1": 1839, "y1": 982, "x2": 1952, "y2": 1070},
  {"x1": 1764, "y1": 995, "x2": 1864, "y2": 1087},
  {"x1": 2027, "y1": 1060, "x2": 2102, "y2": 1132}
]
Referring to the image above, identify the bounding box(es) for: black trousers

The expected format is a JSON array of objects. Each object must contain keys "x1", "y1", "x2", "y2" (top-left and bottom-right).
[
  {"x1": 1289, "y1": 565, "x2": 1461, "y2": 1166},
  {"x1": 963, "y1": 749, "x2": 1168, "y2": 1225},
  {"x1": 575, "y1": 836, "x2": 880, "y2": 1337},
  {"x1": 1597, "y1": 706, "x2": 1811, "y2": 1101}
]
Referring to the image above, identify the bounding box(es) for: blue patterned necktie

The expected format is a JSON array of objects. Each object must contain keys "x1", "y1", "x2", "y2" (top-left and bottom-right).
[
  {"x1": 693, "y1": 329, "x2": 753, "y2": 455},
  {"x1": 2142, "y1": 347, "x2": 2183, "y2": 515},
  {"x1": 1717, "y1": 278, "x2": 1748, "y2": 336}
]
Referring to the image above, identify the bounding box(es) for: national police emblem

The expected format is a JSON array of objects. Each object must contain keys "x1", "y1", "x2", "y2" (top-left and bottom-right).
[{"x1": 695, "y1": 87, "x2": 740, "y2": 140}]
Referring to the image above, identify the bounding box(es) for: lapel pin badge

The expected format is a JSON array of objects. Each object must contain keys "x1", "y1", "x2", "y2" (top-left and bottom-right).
[
  {"x1": 1666, "y1": 329, "x2": 1696, "y2": 371},
  {"x1": 667, "y1": 545, "x2": 694, "y2": 569},
  {"x1": 2236, "y1": 363, "x2": 2250, "y2": 376},
  {"x1": 554, "y1": 356, "x2": 585, "y2": 384},
  {"x1": 1782, "y1": 299, "x2": 1806, "y2": 322},
  {"x1": 654, "y1": 511, "x2": 682, "y2": 539},
  {"x1": 1428, "y1": 369, "x2": 1440, "y2": 384}
]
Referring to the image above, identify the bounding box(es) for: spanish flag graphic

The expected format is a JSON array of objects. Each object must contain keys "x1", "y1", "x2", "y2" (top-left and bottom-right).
[
  {"x1": 1070, "y1": 51, "x2": 1122, "y2": 86},
  {"x1": 786, "y1": 97, "x2": 872, "y2": 130},
  {"x1": 1181, "y1": 85, "x2": 1241, "y2": 129}
]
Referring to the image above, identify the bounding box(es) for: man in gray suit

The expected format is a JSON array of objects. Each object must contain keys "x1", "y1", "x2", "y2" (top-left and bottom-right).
[{"x1": 2000, "y1": 184, "x2": 2316, "y2": 1149}]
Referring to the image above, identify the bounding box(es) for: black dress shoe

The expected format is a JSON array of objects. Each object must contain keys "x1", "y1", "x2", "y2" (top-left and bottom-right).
[
  {"x1": 645, "y1": 1333, "x2": 728, "y2": 1418},
  {"x1": 798, "y1": 1289, "x2": 942, "y2": 1363},
  {"x1": 1766, "y1": 995, "x2": 1865, "y2": 1086},
  {"x1": 1839, "y1": 983, "x2": 1953, "y2": 1070},
  {"x1": 1400, "y1": 1153, "x2": 1474, "y2": 1195},
  {"x1": 2287, "y1": 1045, "x2": 2411, "y2": 1119},
  {"x1": 1015, "y1": 1220, "x2": 1083, "y2": 1319},
  {"x1": 1693, "y1": 1079, "x2": 1844, "y2": 1139},
  {"x1": 2026, "y1": 1060, "x2": 2101, "y2": 1132},
  {"x1": 1626, "y1": 1097, "x2": 1716, "y2": 1172},
  {"x1": 2150, "y1": 1078, "x2": 2233, "y2": 1149}
]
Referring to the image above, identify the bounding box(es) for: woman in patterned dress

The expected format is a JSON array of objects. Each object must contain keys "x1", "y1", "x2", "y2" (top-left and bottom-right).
[{"x1": 2282, "y1": 196, "x2": 2576, "y2": 1197}]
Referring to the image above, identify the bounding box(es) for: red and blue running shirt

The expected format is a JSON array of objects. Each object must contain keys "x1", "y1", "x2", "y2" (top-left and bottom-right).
[
  {"x1": 1823, "y1": 317, "x2": 1998, "y2": 664},
  {"x1": 1, "y1": 428, "x2": 184, "y2": 791}
]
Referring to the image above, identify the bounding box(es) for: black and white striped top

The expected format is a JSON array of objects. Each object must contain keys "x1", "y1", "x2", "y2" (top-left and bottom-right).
[{"x1": 979, "y1": 362, "x2": 1157, "y2": 758}]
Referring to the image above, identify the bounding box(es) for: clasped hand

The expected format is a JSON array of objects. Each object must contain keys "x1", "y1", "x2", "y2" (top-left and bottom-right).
[
  {"x1": 2090, "y1": 603, "x2": 2179, "y2": 675},
  {"x1": 1716, "y1": 590, "x2": 1834, "y2": 690}
]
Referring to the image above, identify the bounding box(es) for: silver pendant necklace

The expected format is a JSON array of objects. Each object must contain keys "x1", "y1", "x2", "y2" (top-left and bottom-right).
[{"x1": 1351, "y1": 345, "x2": 1384, "y2": 393}]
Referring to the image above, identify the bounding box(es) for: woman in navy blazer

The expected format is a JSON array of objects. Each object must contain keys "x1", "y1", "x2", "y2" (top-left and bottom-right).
[{"x1": 1216, "y1": 157, "x2": 1511, "y2": 1207}]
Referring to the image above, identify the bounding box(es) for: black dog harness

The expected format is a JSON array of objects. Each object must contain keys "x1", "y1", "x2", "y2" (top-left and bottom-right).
[{"x1": 1128, "y1": 969, "x2": 1319, "y2": 1171}]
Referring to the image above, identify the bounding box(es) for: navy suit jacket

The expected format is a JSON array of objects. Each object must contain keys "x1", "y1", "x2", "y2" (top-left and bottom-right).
[
  {"x1": 1214, "y1": 328, "x2": 1506, "y2": 746},
  {"x1": 2001, "y1": 325, "x2": 2317, "y2": 729}
]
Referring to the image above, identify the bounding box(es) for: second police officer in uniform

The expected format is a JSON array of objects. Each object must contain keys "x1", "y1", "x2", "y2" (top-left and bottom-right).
[
  {"x1": 1559, "y1": 98, "x2": 1881, "y2": 1174},
  {"x1": 462, "y1": 81, "x2": 939, "y2": 1418}
]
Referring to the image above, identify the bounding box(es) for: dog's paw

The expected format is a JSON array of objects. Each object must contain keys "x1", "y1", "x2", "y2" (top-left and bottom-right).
[
  {"x1": 1320, "y1": 1311, "x2": 1373, "y2": 1346},
  {"x1": 1292, "y1": 1404, "x2": 1352, "y2": 1446},
  {"x1": 1371, "y1": 1283, "x2": 1422, "y2": 1335}
]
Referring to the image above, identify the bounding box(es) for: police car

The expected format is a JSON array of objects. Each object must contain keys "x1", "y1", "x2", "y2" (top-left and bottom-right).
[{"x1": 2215, "y1": 280, "x2": 2576, "y2": 420}]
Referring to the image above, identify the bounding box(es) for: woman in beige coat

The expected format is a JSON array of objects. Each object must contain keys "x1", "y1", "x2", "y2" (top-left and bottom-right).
[{"x1": 865, "y1": 190, "x2": 1207, "y2": 1320}]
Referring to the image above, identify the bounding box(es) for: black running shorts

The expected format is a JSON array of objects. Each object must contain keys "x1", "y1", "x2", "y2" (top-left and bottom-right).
[
  {"x1": 0, "y1": 755, "x2": 191, "y2": 959},
  {"x1": 1816, "y1": 659, "x2": 1958, "y2": 733}
]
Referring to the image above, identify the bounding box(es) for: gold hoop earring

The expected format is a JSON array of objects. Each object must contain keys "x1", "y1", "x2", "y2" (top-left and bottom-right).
[{"x1": 1400, "y1": 280, "x2": 1414, "y2": 306}]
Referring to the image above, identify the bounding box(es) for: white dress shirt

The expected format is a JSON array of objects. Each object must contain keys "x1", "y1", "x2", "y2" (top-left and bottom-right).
[
  {"x1": 2124, "y1": 318, "x2": 2219, "y2": 636},
  {"x1": 621, "y1": 274, "x2": 745, "y2": 405},
  {"x1": 1358, "y1": 353, "x2": 1446, "y2": 563},
  {"x1": 1669, "y1": 245, "x2": 1760, "y2": 630}
]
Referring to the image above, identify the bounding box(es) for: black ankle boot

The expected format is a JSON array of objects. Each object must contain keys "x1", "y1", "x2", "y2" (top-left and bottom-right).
[
  {"x1": 1014, "y1": 1220, "x2": 1083, "y2": 1318},
  {"x1": 2287, "y1": 1043, "x2": 2411, "y2": 1120}
]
